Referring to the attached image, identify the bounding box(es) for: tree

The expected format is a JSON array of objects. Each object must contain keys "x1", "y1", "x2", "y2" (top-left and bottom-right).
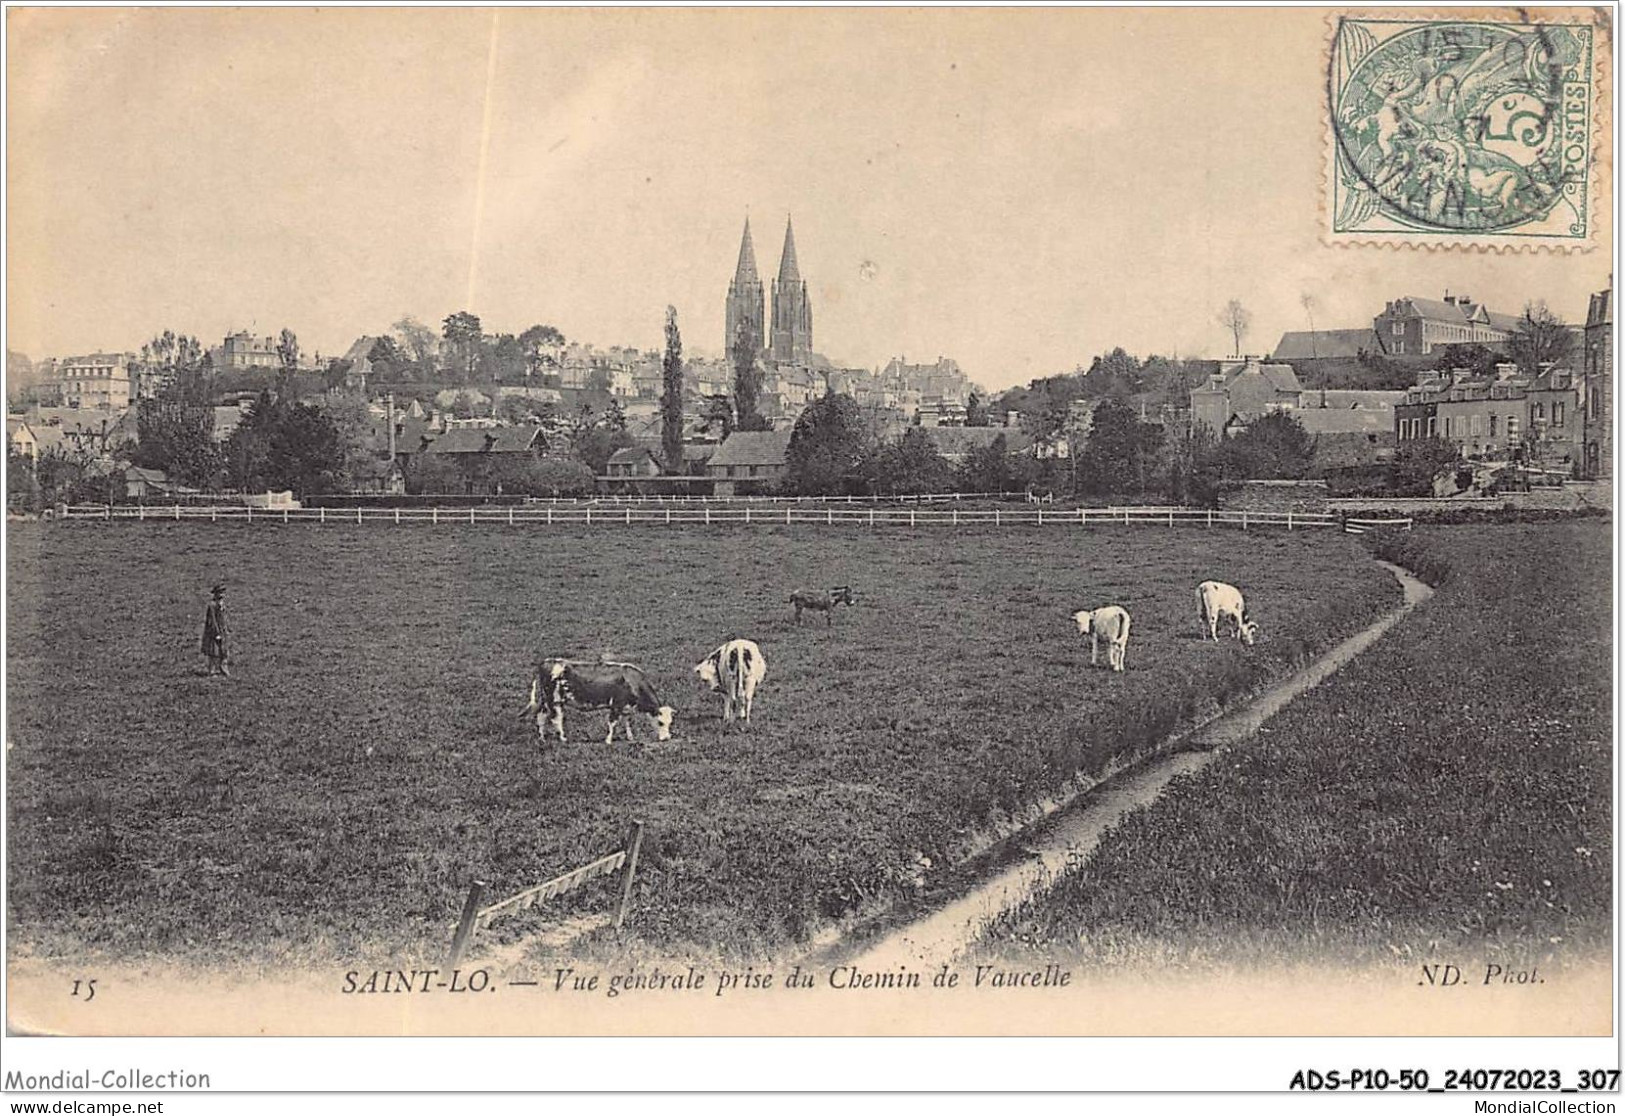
[
  {"x1": 1155, "y1": 419, "x2": 1220, "y2": 505},
  {"x1": 567, "y1": 403, "x2": 633, "y2": 474},
  {"x1": 964, "y1": 391, "x2": 990, "y2": 427},
  {"x1": 1075, "y1": 397, "x2": 1160, "y2": 496},
  {"x1": 783, "y1": 391, "x2": 871, "y2": 495},
  {"x1": 1390, "y1": 435, "x2": 1462, "y2": 496},
  {"x1": 661, "y1": 306, "x2": 684, "y2": 472},
  {"x1": 1080, "y1": 347, "x2": 1140, "y2": 400},
  {"x1": 478, "y1": 333, "x2": 527, "y2": 383},
  {"x1": 392, "y1": 316, "x2": 439, "y2": 372},
  {"x1": 441, "y1": 311, "x2": 484, "y2": 382},
  {"x1": 731, "y1": 320, "x2": 765, "y2": 430},
  {"x1": 222, "y1": 392, "x2": 346, "y2": 496},
  {"x1": 699, "y1": 393, "x2": 736, "y2": 440},
  {"x1": 276, "y1": 328, "x2": 300, "y2": 385},
  {"x1": 1430, "y1": 342, "x2": 1502, "y2": 379},
  {"x1": 518, "y1": 324, "x2": 565, "y2": 379},
  {"x1": 876, "y1": 427, "x2": 953, "y2": 495},
  {"x1": 956, "y1": 433, "x2": 1015, "y2": 494},
  {"x1": 1507, "y1": 301, "x2": 1575, "y2": 377},
  {"x1": 1217, "y1": 299, "x2": 1252, "y2": 358},
  {"x1": 1210, "y1": 411, "x2": 1314, "y2": 480}
]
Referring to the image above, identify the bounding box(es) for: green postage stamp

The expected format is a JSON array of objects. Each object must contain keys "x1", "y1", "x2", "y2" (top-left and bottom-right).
[{"x1": 1327, "y1": 10, "x2": 1606, "y2": 248}]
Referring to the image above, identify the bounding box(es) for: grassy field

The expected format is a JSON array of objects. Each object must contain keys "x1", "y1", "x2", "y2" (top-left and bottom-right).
[
  {"x1": 7, "y1": 521, "x2": 1399, "y2": 966},
  {"x1": 980, "y1": 521, "x2": 1613, "y2": 969}
]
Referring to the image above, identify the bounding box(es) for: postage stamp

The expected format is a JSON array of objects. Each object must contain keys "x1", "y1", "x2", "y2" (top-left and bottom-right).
[{"x1": 1327, "y1": 11, "x2": 1605, "y2": 249}]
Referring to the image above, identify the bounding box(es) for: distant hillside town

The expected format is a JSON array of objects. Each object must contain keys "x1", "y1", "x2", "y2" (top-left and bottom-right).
[{"x1": 4, "y1": 247, "x2": 1611, "y2": 509}]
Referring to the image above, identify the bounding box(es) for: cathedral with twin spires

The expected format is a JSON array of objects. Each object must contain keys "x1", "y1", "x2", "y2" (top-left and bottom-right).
[{"x1": 725, "y1": 216, "x2": 814, "y2": 367}]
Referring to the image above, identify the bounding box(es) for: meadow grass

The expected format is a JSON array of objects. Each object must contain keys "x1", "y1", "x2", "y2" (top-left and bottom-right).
[
  {"x1": 979, "y1": 522, "x2": 1613, "y2": 970},
  {"x1": 7, "y1": 521, "x2": 1398, "y2": 965}
]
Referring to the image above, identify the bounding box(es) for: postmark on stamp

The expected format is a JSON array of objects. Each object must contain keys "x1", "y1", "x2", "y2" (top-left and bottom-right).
[{"x1": 1327, "y1": 12, "x2": 1603, "y2": 248}]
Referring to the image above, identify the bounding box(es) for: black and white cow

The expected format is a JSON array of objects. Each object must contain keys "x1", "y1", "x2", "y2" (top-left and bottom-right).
[
  {"x1": 520, "y1": 658, "x2": 674, "y2": 746},
  {"x1": 695, "y1": 638, "x2": 767, "y2": 727}
]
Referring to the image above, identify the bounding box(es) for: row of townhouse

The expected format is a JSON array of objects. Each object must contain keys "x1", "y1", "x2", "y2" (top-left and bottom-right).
[{"x1": 1393, "y1": 283, "x2": 1612, "y2": 477}]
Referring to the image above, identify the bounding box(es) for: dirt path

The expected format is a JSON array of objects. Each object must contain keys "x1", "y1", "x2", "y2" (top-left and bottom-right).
[{"x1": 814, "y1": 561, "x2": 1434, "y2": 972}]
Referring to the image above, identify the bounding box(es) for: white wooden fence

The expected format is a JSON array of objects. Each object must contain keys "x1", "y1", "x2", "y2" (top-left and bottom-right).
[{"x1": 60, "y1": 503, "x2": 1412, "y2": 532}]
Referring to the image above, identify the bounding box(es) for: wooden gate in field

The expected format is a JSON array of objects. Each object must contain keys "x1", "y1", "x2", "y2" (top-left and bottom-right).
[{"x1": 445, "y1": 821, "x2": 645, "y2": 968}]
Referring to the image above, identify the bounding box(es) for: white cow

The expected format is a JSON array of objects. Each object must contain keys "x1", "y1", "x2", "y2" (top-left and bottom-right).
[
  {"x1": 1196, "y1": 580, "x2": 1258, "y2": 645},
  {"x1": 1072, "y1": 606, "x2": 1132, "y2": 672},
  {"x1": 695, "y1": 638, "x2": 767, "y2": 727}
]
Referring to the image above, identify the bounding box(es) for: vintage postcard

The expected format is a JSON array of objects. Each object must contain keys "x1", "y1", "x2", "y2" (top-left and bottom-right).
[{"x1": 3, "y1": 3, "x2": 1616, "y2": 1091}]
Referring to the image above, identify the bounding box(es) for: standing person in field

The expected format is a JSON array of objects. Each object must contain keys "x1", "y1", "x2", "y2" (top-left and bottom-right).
[{"x1": 201, "y1": 583, "x2": 230, "y2": 677}]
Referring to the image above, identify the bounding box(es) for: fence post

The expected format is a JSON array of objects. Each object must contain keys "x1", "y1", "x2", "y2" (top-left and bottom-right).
[
  {"x1": 666, "y1": 508, "x2": 671, "y2": 525},
  {"x1": 1168, "y1": 508, "x2": 1174, "y2": 527},
  {"x1": 395, "y1": 509, "x2": 401, "y2": 525},
  {"x1": 586, "y1": 508, "x2": 592, "y2": 525},
  {"x1": 995, "y1": 509, "x2": 1001, "y2": 527},
  {"x1": 1242, "y1": 510, "x2": 1248, "y2": 530},
  {"x1": 868, "y1": 508, "x2": 875, "y2": 527},
  {"x1": 247, "y1": 505, "x2": 252, "y2": 524},
  {"x1": 1207, "y1": 508, "x2": 1213, "y2": 528},
  {"x1": 705, "y1": 507, "x2": 711, "y2": 525},
  {"x1": 548, "y1": 507, "x2": 554, "y2": 526},
  {"x1": 625, "y1": 507, "x2": 630, "y2": 525},
  {"x1": 320, "y1": 507, "x2": 326, "y2": 524},
  {"x1": 786, "y1": 507, "x2": 791, "y2": 525},
  {"x1": 827, "y1": 508, "x2": 832, "y2": 526},
  {"x1": 614, "y1": 822, "x2": 646, "y2": 931},
  {"x1": 212, "y1": 507, "x2": 218, "y2": 523},
  {"x1": 953, "y1": 508, "x2": 959, "y2": 526},
  {"x1": 1287, "y1": 510, "x2": 1294, "y2": 531},
  {"x1": 283, "y1": 508, "x2": 289, "y2": 524},
  {"x1": 174, "y1": 504, "x2": 181, "y2": 520},
  {"x1": 470, "y1": 508, "x2": 476, "y2": 525},
  {"x1": 138, "y1": 504, "x2": 145, "y2": 521},
  {"x1": 445, "y1": 880, "x2": 488, "y2": 970},
  {"x1": 910, "y1": 509, "x2": 916, "y2": 527},
  {"x1": 745, "y1": 507, "x2": 751, "y2": 524},
  {"x1": 508, "y1": 507, "x2": 514, "y2": 527},
  {"x1": 1037, "y1": 508, "x2": 1043, "y2": 526}
]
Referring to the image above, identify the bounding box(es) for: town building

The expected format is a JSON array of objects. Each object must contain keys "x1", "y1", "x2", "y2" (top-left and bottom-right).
[
  {"x1": 1271, "y1": 329, "x2": 1386, "y2": 360},
  {"x1": 421, "y1": 425, "x2": 545, "y2": 494},
  {"x1": 769, "y1": 218, "x2": 814, "y2": 365},
  {"x1": 724, "y1": 218, "x2": 766, "y2": 358},
  {"x1": 1189, "y1": 358, "x2": 1303, "y2": 433},
  {"x1": 607, "y1": 446, "x2": 662, "y2": 478},
  {"x1": 1394, "y1": 367, "x2": 1583, "y2": 469},
  {"x1": 1580, "y1": 281, "x2": 1612, "y2": 479},
  {"x1": 7, "y1": 418, "x2": 40, "y2": 461},
  {"x1": 707, "y1": 429, "x2": 793, "y2": 496},
  {"x1": 917, "y1": 425, "x2": 1034, "y2": 464},
  {"x1": 54, "y1": 353, "x2": 134, "y2": 409},
  {"x1": 217, "y1": 331, "x2": 281, "y2": 369},
  {"x1": 1372, "y1": 294, "x2": 1521, "y2": 356}
]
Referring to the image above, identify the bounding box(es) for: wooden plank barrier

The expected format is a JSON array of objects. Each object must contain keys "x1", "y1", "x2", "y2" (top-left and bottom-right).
[{"x1": 445, "y1": 821, "x2": 645, "y2": 969}]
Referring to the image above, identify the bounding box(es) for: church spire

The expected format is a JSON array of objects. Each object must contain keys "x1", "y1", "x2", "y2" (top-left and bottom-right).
[
  {"x1": 777, "y1": 216, "x2": 801, "y2": 284},
  {"x1": 733, "y1": 218, "x2": 759, "y2": 285}
]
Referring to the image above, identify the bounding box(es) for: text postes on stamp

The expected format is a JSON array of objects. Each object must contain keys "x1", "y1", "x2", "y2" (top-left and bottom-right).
[{"x1": 1328, "y1": 13, "x2": 1600, "y2": 249}]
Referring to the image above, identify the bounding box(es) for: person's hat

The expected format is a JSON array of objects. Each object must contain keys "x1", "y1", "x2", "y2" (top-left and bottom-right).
[{"x1": 210, "y1": 583, "x2": 227, "y2": 597}]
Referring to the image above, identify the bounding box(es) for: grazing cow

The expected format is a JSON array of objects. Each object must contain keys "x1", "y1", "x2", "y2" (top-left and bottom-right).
[
  {"x1": 520, "y1": 658, "x2": 674, "y2": 747},
  {"x1": 790, "y1": 585, "x2": 855, "y2": 626},
  {"x1": 1072, "y1": 605, "x2": 1132, "y2": 672},
  {"x1": 1025, "y1": 488, "x2": 1055, "y2": 505},
  {"x1": 1196, "y1": 580, "x2": 1258, "y2": 645},
  {"x1": 695, "y1": 638, "x2": 767, "y2": 727}
]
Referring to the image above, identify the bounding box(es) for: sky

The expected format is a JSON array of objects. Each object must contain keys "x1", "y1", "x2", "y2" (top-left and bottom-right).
[{"x1": 5, "y1": 7, "x2": 1612, "y2": 391}]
